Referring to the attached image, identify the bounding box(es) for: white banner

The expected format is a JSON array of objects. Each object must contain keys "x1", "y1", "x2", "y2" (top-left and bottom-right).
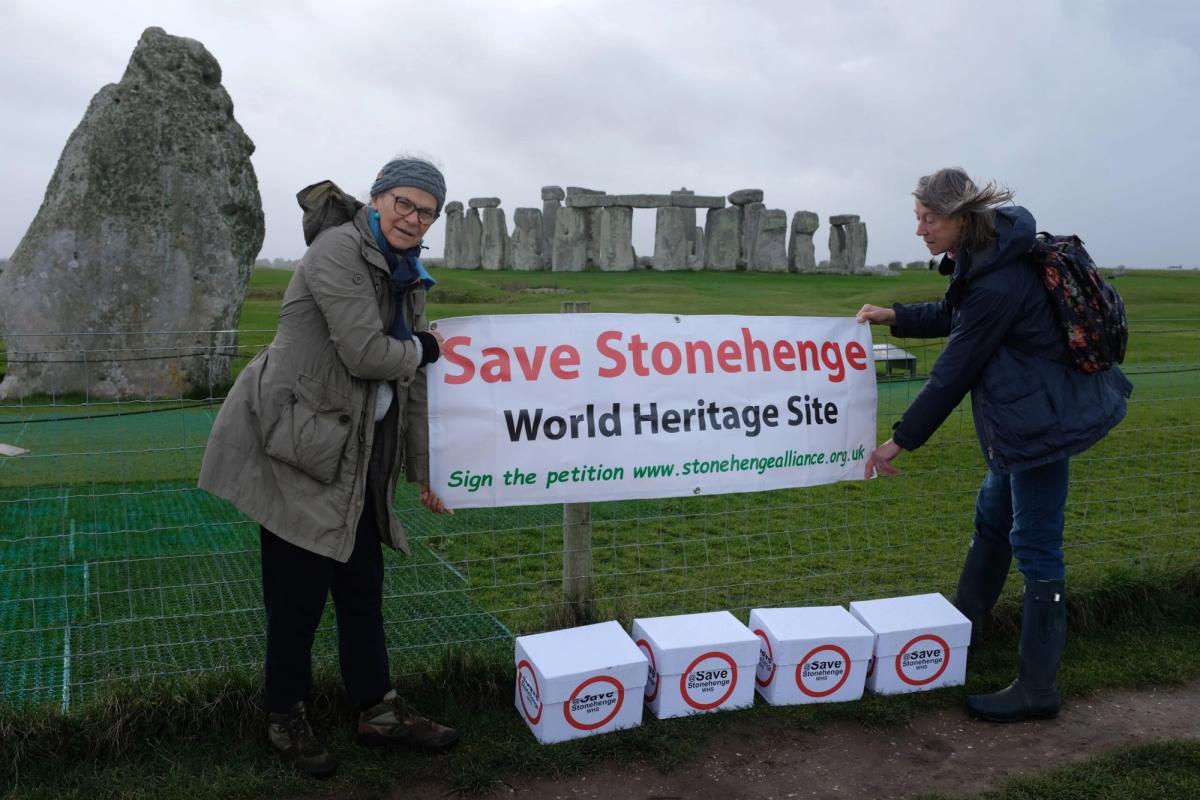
[{"x1": 427, "y1": 314, "x2": 876, "y2": 508}]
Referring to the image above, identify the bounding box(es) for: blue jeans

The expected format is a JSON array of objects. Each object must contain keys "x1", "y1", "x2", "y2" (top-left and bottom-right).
[{"x1": 974, "y1": 459, "x2": 1069, "y2": 582}]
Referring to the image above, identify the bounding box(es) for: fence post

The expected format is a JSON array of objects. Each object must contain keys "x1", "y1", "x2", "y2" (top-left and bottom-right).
[{"x1": 561, "y1": 300, "x2": 593, "y2": 622}]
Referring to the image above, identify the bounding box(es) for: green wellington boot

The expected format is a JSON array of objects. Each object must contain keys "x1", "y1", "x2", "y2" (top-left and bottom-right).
[
  {"x1": 952, "y1": 535, "x2": 1013, "y2": 647},
  {"x1": 967, "y1": 578, "x2": 1066, "y2": 722}
]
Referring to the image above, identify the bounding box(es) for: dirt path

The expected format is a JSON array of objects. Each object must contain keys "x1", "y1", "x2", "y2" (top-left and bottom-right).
[{"x1": 411, "y1": 681, "x2": 1200, "y2": 799}]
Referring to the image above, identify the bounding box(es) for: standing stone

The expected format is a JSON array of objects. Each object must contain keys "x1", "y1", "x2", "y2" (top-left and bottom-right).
[
  {"x1": 750, "y1": 210, "x2": 789, "y2": 272},
  {"x1": 672, "y1": 188, "x2": 698, "y2": 251},
  {"x1": 0, "y1": 27, "x2": 263, "y2": 400},
  {"x1": 688, "y1": 226, "x2": 706, "y2": 270},
  {"x1": 598, "y1": 207, "x2": 636, "y2": 271},
  {"x1": 788, "y1": 211, "x2": 819, "y2": 273},
  {"x1": 740, "y1": 201, "x2": 765, "y2": 268},
  {"x1": 827, "y1": 224, "x2": 848, "y2": 273},
  {"x1": 481, "y1": 207, "x2": 508, "y2": 270},
  {"x1": 843, "y1": 221, "x2": 869, "y2": 273},
  {"x1": 584, "y1": 207, "x2": 605, "y2": 267},
  {"x1": 704, "y1": 207, "x2": 741, "y2": 271},
  {"x1": 653, "y1": 207, "x2": 691, "y2": 271},
  {"x1": 463, "y1": 208, "x2": 483, "y2": 269},
  {"x1": 509, "y1": 208, "x2": 544, "y2": 271},
  {"x1": 552, "y1": 206, "x2": 588, "y2": 272},
  {"x1": 541, "y1": 186, "x2": 564, "y2": 267},
  {"x1": 828, "y1": 216, "x2": 868, "y2": 273},
  {"x1": 565, "y1": 188, "x2": 606, "y2": 268},
  {"x1": 443, "y1": 201, "x2": 464, "y2": 268}
]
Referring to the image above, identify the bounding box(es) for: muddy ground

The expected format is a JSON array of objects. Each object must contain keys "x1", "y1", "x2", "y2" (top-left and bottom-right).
[{"x1": 405, "y1": 680, "x2": 1200, "y2": 799}]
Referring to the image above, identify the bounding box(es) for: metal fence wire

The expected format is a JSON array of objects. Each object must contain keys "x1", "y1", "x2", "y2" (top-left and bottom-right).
[{"x1": 0, "y1": 324, "x2": 1197, "y2": 710}]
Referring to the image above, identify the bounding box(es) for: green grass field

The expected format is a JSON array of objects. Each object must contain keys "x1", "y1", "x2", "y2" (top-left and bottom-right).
[{"x1": 1, "y1": 266, "x2": 1198, "y2": 798}]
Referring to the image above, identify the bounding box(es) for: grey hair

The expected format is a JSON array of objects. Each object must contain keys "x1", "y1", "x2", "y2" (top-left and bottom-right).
[{"x1": 913, "y1": 167, "x2": 1015, "y2": 252}]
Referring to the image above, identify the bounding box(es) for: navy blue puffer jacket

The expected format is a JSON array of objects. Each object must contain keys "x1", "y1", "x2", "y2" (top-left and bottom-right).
[{"x1": 890, "y1": 206, "x2": 1132, "y2": 473}]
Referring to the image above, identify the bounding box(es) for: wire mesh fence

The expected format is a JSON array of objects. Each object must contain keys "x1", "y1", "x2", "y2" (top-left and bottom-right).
[{"x1": 0, "y1": 323, "x2": 1197, "y2": 710}]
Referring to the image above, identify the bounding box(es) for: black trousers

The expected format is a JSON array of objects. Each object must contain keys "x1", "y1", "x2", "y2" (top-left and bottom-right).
[{"x1": 260, "y1": 490, "x2": 391, "y2": 713}]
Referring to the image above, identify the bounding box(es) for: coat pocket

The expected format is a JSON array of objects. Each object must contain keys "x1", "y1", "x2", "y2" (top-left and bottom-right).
[{"x1": 264, "y1": 373, "x2": 353, "y2": 485}]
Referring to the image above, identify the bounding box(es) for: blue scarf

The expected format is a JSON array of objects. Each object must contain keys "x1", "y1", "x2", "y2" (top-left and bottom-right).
[{"x1": 368, "y1": 210, "x2": 435, "y2": 340}]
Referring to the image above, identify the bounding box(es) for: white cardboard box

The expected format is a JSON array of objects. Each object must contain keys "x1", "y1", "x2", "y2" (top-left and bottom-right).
[
  {"x1": 749, "y1": 606, "x2": 875, "y2": 705},
  {"x1": 849, "y1": 593, "x2": 972, "y2": 694},
  {"x1": 632, "y1": 610, "x2": 761, "y2": 719},
  {"x1": 514, "y1": 620, "x2": 648, "y2": 744}
]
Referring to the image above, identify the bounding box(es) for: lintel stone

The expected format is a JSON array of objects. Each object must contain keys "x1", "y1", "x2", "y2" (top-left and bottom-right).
[
  {"x1": 565, "y1": 194, "x2": 618, "y2": 208},
  {"x1": 728, "y1": 189, "x2": 764, "y2": 205},
  {"x1": 670, "y1": 192, "x2": 725, "y2": 209},
  {"x1": 469, "y1": 197, "x2": 501, "y2": 209}
]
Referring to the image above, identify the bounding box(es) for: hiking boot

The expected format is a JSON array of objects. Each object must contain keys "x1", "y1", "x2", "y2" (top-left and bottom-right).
[
  {"x1": 267, "y1": 701, "x2": 338, "y2": 778},
  {"x1": 357, "y1": 689, "x2": 459, "y2": 750}
]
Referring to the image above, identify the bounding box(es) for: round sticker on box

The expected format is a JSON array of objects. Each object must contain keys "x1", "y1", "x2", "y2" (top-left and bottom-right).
[
  {"x1": 517, "y1": 659, "x2": 542, "y2": 724},
  {"x1": 754, "y1": 628, "x2": 776, "y2": 687},
  {"x1": 681, "y1": 651, "x2": 738, "y2": 710},
  {"x1": 795, "y1": 644, "x2": 851, "y2": 698},
  {"x1": 895, "y1": 634, "x2": 950, "y2": 686},
  {"x1": 636, "y1": 639, "x2": 659, "y2": 702},
  {"x1": 565, "y1": 675, "x2": 624, "y2": 731}
]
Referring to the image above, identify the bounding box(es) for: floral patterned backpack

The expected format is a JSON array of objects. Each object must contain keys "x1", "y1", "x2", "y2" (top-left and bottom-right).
[{"x1": 1029, "y1": 233, "x2": 1128, "y2": 374}]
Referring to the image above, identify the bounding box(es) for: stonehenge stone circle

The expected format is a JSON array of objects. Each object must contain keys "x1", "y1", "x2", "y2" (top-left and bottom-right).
[
  {"x1": 435, "y1": 186, "x2": 866, "y2": 275},
  {"x1": 0, "y1": 27, "x2": 263, "y2": 399}
]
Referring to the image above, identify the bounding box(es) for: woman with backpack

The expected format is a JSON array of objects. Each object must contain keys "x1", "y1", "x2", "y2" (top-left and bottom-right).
[
  {"x1": 199, "y1": 157, "x2": 457, "y2": 777},
  {"x1": 856, "y1": 167, "x2": 1132, "y2": 722}
]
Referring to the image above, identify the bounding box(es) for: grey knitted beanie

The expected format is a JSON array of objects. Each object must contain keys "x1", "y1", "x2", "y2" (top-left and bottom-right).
[{"x1": 370, "y1": 157, "x2": 447, "y2": 215}]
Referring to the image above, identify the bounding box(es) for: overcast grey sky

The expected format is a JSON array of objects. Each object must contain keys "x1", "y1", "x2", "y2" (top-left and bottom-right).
[{"x1": 2, "y1": 0, "x2": 1197, "y2": 267}]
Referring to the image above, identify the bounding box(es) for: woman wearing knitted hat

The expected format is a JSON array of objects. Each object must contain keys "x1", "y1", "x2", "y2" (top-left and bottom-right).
[{"x1": 200, "y1": 156, "x2": 458, "y2": 777}]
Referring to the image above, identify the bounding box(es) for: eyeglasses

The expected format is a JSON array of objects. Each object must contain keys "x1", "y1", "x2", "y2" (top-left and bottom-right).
[{"x1": 391, "y1": 194, "x2": 439, "y2": 225}]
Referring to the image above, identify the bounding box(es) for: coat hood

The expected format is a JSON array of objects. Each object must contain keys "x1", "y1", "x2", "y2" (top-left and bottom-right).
[
  {"x1": 966, "y1": 205, "x2": 1037, "y2": 279},
  {"x1": 297, "y1": 180, "x2": 364, "y2": 246}
]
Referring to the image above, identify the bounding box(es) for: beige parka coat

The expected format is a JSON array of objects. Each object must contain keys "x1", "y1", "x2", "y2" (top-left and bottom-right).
[{"x1": 199, "y1": 202, "x2": 431, "y2": 561}]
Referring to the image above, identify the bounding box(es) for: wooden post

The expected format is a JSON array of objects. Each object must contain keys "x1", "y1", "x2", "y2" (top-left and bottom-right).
[{"x1": 561, "y1": 300, "x2": 593, "y2": 622}]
